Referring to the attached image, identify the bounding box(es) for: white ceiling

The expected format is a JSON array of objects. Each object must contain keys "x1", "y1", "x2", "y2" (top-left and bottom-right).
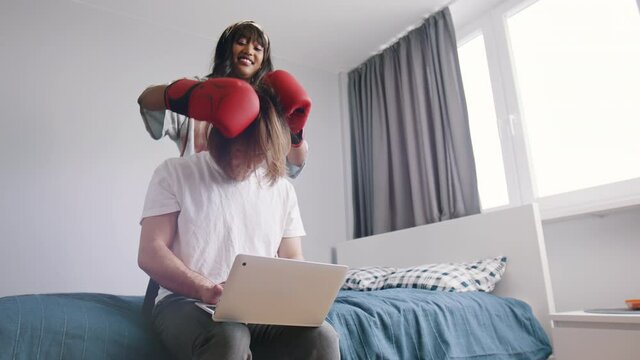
[{"x1": 72, "y1": 0, "x2": 504, "y2": 73}]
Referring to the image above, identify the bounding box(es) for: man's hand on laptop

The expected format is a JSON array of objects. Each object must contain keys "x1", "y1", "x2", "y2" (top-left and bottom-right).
[{"x1": 199, "y1": 282, "x2": 224, "y2": 304}]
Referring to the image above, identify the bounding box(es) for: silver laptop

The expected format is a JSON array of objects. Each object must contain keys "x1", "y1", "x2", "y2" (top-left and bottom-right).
[{"x1": 196, "y1": 254, "x2": 348, "y2": 327}]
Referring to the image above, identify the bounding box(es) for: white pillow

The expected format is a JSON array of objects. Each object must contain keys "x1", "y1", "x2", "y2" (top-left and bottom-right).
[
  {"x1": 342, "y1": 256, "x2": 507, "y2": 293},
  {"x1": 342, "y1": 266, "x2": 396, "y2": 291}
]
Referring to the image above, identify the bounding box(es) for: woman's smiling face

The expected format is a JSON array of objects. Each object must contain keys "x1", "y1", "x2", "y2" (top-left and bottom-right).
[{"x1": 231, "y1": 36, "x2": 264, "y2": 80}]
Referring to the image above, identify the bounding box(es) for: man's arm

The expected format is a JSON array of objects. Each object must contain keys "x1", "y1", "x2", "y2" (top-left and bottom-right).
[
  {"x1": 138, "y1": 85, "x2": 168, "y2": 111},
  {"x1": 138, "y1": 212, "x2": 223, "y2": 304},
  {"x1": 277, "y1": 236, "x2": 304, "y2": 260}
]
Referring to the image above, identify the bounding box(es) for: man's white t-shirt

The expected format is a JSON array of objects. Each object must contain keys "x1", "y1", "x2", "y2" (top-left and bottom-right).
[{"x1": 141, "y1": 152, "x2": 306, "y2": 303}]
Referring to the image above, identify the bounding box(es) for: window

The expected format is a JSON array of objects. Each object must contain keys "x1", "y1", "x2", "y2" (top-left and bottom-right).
[
  {"x1": 454, "y1": 0, "x2": 640, "y2": 218},
  {"x1": 506, "y1": 0, "x2": 640, "y2": 197},
  {"x1": 458, "y1": 33, "x2": 509, "y2": 209}
]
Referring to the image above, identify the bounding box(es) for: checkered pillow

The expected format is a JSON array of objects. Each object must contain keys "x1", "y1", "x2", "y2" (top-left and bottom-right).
[
  {"x1": 342, "y1": 266, "x2": 396, "y2": 291},
  {"x1": 342, "y1": 256, "x2": 507, "y2": 293}
]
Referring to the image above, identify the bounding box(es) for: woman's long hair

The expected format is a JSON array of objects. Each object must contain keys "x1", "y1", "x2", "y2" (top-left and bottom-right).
[
  {"x1": 208, "y1": 85, "x2": 290, "y2": 184},
  {"x1": 207, "y1": 21, "x2": 274, "y2": 85}
]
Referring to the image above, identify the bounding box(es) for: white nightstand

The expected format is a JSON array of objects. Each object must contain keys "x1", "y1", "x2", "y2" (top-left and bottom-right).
[{"x1": 551, "y1": 311, "x2": 640, "y2": 360}]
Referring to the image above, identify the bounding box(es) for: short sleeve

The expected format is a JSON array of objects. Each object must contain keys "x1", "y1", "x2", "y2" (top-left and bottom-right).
[
  {"x1": 140, "y1": 107, "x2": 167, "y2": 140},
  {"x1": 285, "y1": 159, "x2": 305, "y2": 179},
  {"x1": 140, "y1": 106, "x2": 189, "y2": 142},
  {"x1": 140, "y1": 160, "x2": 181, "y2": 223},
  {"x1": 282, "y1": 183, "x2": 306, "y2": 238},
  {"x1": 285, "y1": 141, "x2": 308, "y2": 179}
]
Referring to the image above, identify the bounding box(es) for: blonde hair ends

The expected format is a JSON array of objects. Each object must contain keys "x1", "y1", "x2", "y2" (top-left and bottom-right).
[{"x1": 208, "y1": 86, "x2": 290, "y2": 184}]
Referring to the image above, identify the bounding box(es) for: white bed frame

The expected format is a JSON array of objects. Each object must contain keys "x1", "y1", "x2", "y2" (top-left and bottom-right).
[{"x1": 335, "y1": 204, "x2": 556, "y2": 340}]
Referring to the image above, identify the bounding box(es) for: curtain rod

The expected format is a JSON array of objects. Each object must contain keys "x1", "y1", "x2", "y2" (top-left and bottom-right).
[{"x1": 370, "y1": 0, "x2": 457, "y2": 57}]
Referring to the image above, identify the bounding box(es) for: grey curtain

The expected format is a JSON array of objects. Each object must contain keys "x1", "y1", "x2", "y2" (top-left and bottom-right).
[{"x1": 349, "y1": 8, "x2": 480, "y2": 238}]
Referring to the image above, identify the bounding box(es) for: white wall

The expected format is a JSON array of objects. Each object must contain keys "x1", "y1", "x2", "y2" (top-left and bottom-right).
[
  {"x1": 542, "y1": 206, "x2": 640, "y2": 312},
  {"x1": 0, "y1": 0, "x2": 347, "y2": 297},
  {"x1": 272, "y1": 59, "x2": 348, "y2": 265}
]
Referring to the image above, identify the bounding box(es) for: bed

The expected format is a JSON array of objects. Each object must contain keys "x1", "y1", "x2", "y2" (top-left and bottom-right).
[
  {"x1": 328, "y1": 203, "x2": 555, "y2": 359},
  {"x1": 0, "y1": 204, "x2": 553, "y2": 359}
]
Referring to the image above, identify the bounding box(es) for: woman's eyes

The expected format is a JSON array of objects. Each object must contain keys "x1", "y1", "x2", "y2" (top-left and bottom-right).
[{"x1": 237, "y1": 38, "x2": 263, "y2": 52}]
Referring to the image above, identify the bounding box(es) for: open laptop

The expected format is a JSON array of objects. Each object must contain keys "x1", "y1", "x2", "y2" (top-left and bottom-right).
[{"x1": 195, "y1": 254, "x2": 348, "y2": 327}]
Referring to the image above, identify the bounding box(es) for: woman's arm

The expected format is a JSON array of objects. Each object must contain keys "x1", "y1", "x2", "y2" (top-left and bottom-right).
[
  {"x1": 277, "y1": 236, "x2": 304, "y2": 260},
  {"x1": 286, "y1": 140, "x2": 308, "y2": 168},
  {"x1": 138, "y1": 212, "x2": 223, "y2": 304},
  {"x1": 138, "y1": 85, "x2": 168, "y2": 111}
]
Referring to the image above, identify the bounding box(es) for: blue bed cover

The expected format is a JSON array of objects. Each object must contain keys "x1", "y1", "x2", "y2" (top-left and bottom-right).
[
  {"x1": 327, "y1": 289, "x2": 552, "y2": 360},
  {"x1": 0, "y1": 289, "x2": 551, "y2": 360}
]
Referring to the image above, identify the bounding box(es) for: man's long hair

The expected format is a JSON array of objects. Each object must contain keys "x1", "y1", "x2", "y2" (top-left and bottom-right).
[{"x1": 208, "y1": 85, "x2": 290, "y2": 184}]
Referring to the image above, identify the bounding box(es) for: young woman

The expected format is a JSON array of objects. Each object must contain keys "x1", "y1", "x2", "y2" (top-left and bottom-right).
[
  {"x1": 137, "y1": 21, "x2": 309, "y2": 178},
  {"x1": 138, "y1": 64, "x2": 338, "y2": 360},
  {"x1": 138, "y1": 19, "x2": 311, "y2": 320}
]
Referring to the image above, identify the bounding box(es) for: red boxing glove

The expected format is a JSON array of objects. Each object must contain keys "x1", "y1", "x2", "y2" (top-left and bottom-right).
[
  {"x1": 263, "y1": 70, "x2": 311, "y2": 146},
  {"x1": 164, "y1": 77, "x2": 259, "y2": 138}
]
